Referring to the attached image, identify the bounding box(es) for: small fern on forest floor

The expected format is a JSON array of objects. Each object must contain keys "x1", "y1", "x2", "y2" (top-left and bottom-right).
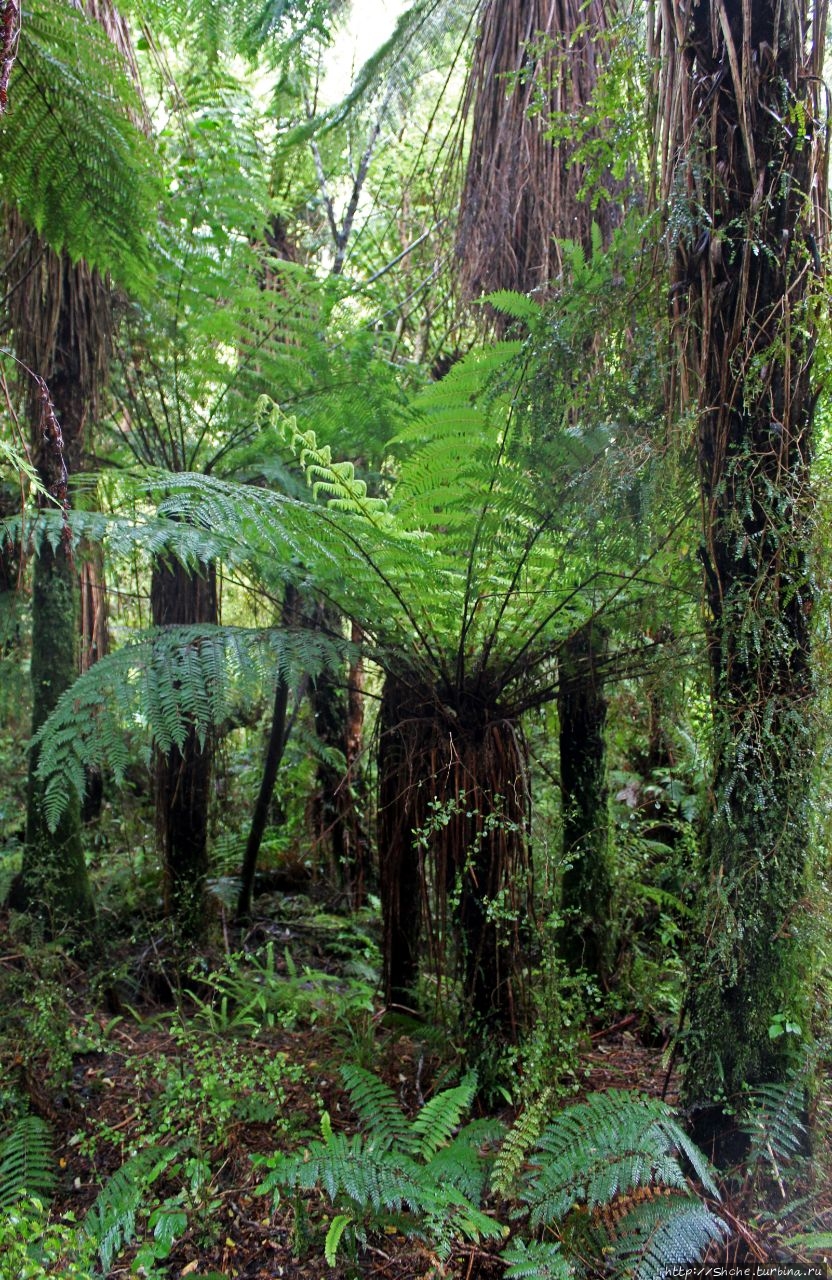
[
  {"x1": 256, "y1": 1068, "x2": 727, "y2": 1276},
  {"x1": 0, "y1": 1114, "x2": 55, "y2": 1212},
  {"x1": 256, "y1": 1066, "x2": 505, "y2": 1266}
]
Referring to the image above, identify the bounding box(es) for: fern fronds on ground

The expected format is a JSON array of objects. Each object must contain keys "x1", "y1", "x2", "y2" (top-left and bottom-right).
[
  {"x1": 512, "y1": 1091, "x2": 726, "y2": 1278},
  {"x1": 256, "y1": 1070, "x2": 504, "y2": 1264},
  {"x1": 520, "y1": 1089, "x2": 719, "y2": 1225},
  {"x1": 82, "y1": 1144, "x2": 179, "y2": 1274},
  {"x1": 0, "y1": 1115, "x2": 55, "y2": 1211}
]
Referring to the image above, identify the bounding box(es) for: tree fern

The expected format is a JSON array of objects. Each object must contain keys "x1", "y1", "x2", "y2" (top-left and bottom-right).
[
  {"x1": 0, "y1": 0, "x2": 157, "y2": 289},
  {"x1": 0, "y1": 1115, "x2": 55, "y2": 1212}
]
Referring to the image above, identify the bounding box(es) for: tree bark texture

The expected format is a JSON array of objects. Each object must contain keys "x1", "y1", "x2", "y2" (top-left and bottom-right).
[
  {"x1": 8, "y1": 236, "x2": 110, "y2": 935},
  {"x1": 666, "y1": 0, "x2": 828, "y2": 1150},
  {"x1": 557, "y1": 622, "x2": 612, "y2": 980},
  {"x1": 378, "y1": 672, "x2": 531, "y2": 1043},
  {"x1": 456, "y1": 0, "x2": 621, "y2": 306},
  {"x1": 150, "y1": 558, "x2": 217, "y2": 939}
]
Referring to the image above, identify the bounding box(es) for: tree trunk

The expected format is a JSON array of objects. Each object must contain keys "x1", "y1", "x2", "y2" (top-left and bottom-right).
[
  {"x1": 79, "y1": 546, "x2": 109, "y2": 820},
  {"x1": 310, "y1": 603, "x2": 369, "y2": 907},
  {"x1": 16, "y1": 349, "x2": 99, "y2": 935},
  {"x1": 378, "y1": 675, "x2": 425, "y2": 1006},
  {"x1": 150, "y1": 559, "x2": 217, "y2": 939},
  {"x1": 558, "y1": 621, "x2": 612, "y2": 980},
  {"x1": 457, "y1": 0, "x2": 620, "y2": 987},
  {"x1": 236, "y1": 585, "x2": 302, "y2": 921},
  {"x1": 378, "y1": 673, "x2": 531, "y2": 1043},
  {"x1": 667, "y1": 0, "x2": 828, "y2": 1157}
]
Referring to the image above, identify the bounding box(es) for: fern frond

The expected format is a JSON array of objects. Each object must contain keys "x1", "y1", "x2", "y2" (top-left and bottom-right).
[
  {"x1": 82, "y1": 1144, "x2": 178, "y2": 1273},
  {"x1": 521, "y1": 1092, "x2": 719, "y2": 1227},
  {"x1": 410, "y1": 1073, "x2": 477, "y2": 1159},
  {"x1": 34, "y1": 624, "x2": 352, "y2": 829},
  {"x1": 500, "y1": 1238, "x2": 572, "y2": 1279},
  {"x1": 1, "y1": 0, "x2": 157, "y2": 288},
  {"x1": 609, "y1": 1193, "x2": 727, "y2": 1279},
  {"x1": 492, "y1": 1087, "x2": 554, "y2": 1197},
  {"x1": 340, "y1": 1064, "x2": 415, "y2": 1154},
  {"x1": 742, "y1": 1077, "x2": 807, "y2": 1168},
  {"x1": 425, "y1": 1119, "x2": 503, "y2": 1204},
  {"x1": 0, "y1": 1116, "x2": 55, "y2": 1211}
]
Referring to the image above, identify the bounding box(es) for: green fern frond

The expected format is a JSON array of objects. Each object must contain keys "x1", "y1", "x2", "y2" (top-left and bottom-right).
[
  {"x1": 410, "y1": 1073, "x2": 477, "y2": 1159},
  {"x1": 340, "y1": 1065, "x2": 415, "y2": 1154},
  {"x1": 82, "y1": 1144, "x2": 178, "y2": 1273},
  {"x1": 34, "y1": 623, "x2": 352, "y2": 829},
  {"x1": 522, "y1": 1091, "x2": 719, "y2": 1227},
  {"x1": 742, "y1": 1077, "x2": 807, "y2": 1168},
  {"x1": 0, "y1": 1116, "x2": 55, "y2": 1212},
  {"x1": 500, "y1": 1238, "x2": 572, "y2": 1279},
  {"x1": 425, "y1": 1119, "x2": 503, "y2": 1204},
  {"x1": 491, "y1": 1087, "x2": 555, "y2": 1198},
  {"x1": 609, "y1": 1193, "x2": 727, "y2": 1279},
  {"x1": 257, "y1": 1070, "x2": 504, "y2": 1266},
  {"x1": 1, "y1": 1, "x2": 157, "y2": 288}
]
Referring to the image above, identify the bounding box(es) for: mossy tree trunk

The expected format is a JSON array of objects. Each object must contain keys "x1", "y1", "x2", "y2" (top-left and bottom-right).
[
  {"x1": 150, "y1": 558, "x2": 217, "y2": 939},
  {"x1": 8, "y1": 232, "x2": 111, "y2": 937},
  {"x1": 18, "y1": 366, "x2": 98, "y2": 935},
  {"x1": 668, "y1": 0, "x2": 828, "y2": 1156},
  {"x1": 558, "y1": 621, "x2": 612, "y2": 980}
]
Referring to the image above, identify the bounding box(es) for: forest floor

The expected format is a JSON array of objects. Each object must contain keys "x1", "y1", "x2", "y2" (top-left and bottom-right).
[{"x1": 3, "y1": 890, "x2": 832, "y2": 1280}]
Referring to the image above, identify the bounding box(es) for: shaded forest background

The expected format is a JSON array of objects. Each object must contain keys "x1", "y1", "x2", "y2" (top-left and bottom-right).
[{"x1": 0, "y1": 0, "x2": 831, "y2": 1276}]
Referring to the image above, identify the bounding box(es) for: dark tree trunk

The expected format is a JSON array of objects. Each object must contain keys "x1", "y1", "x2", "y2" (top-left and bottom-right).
[
  {"x1": 666, "y1": 0, "x2": 828, "y2": 1156},
  {"x1": 236, "y1": 668, "x2": 291, "y2": 922},
  {"x1": 558, "y1": 622, "x2": 612, "y2": 980},
  {"x1": 310, "y1": 603, "x2": 370, "y2": 907},
  {"x1": 378, "y1": 673, "x2": 531, "y2": 1042},
  {"x1": 150, "y1": 558, "x2": 217, "y2": 939},
  {"x1": 236, "y1": 585, "x2": 302, "y2": 921},
  {"x1": 378, "y1": 675, "x2": 427, "y2": 1006},
  {"x1": 79, "y1": 547, "x2": 109, "y2": 821}
]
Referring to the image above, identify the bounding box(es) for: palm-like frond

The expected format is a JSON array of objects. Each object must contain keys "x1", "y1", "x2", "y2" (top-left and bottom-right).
[
  {"x1": 34, "y1": 622, "x2": 353, "y2": 829},
  {"x1": 0, "y1": 0, "x2": 157, "y2": 289}
]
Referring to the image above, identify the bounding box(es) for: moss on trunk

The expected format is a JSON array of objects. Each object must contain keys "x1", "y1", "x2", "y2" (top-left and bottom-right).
[{"x1": 19, "y1": 541, "x2": 95, "y2": 934}]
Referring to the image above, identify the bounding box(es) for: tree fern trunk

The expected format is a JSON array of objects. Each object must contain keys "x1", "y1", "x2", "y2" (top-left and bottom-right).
[
  {"x1": 19, "y1": 539, "x2": 94, "y2": 933},
  {"x1": 558, "y1": 621, "x2": 612, "y2": 980},
  {"x1": 16, "y1": 349, "x2": 98, "y2": 935},
  {"x1": 666, "y1": 0, "x2": 828, "y2": 1156},
  {"x1": 150, "y1": 559, "x2": 217, "y2": 939},
  {"x1": 379, "y1": 675, "x2": 424, "y2": 1006},
  {"x1": 379, "y1": 673, "x2": 531, "y2": 1044}
]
